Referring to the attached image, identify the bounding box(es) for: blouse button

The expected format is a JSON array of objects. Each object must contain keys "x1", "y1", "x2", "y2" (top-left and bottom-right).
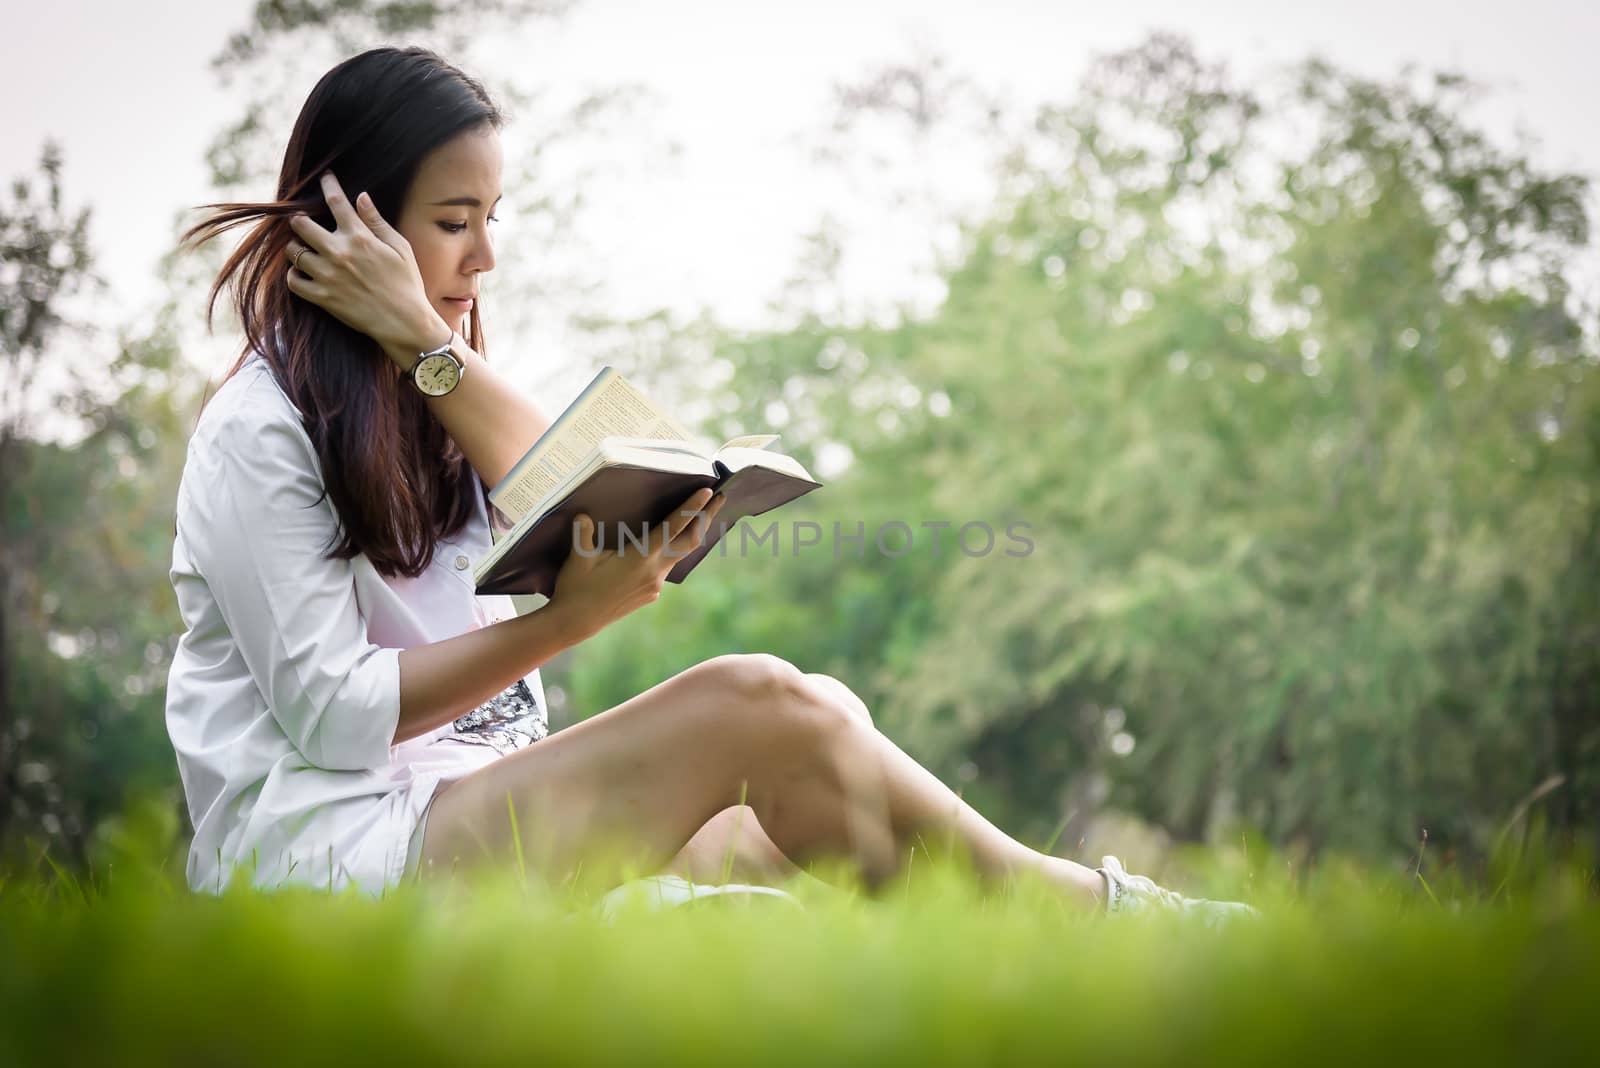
[{"x1": 454, "y1": 553, "x2": 470, "y2": 570}]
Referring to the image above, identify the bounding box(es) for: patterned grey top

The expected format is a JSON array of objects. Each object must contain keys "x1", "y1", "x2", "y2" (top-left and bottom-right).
[{"x1": 448, "y1": 677, "x2": 548, "y2": 757}]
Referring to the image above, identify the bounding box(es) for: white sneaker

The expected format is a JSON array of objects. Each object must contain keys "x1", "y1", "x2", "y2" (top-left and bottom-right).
[
  {"x1": 596, "y1": 874, "x2": 802, "y2": 923},
  {"x1": 1095, "y1": 855, "x2": 1257, "y2": 928}
]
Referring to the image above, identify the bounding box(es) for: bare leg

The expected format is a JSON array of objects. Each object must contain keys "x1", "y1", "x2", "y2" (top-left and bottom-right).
[
  {"x1": 660, "y1": 805, "x2": 807, "y2": 885},
  {"x1": 418, "y1": 654, "x2": 1103, "y2": 908},
  {"x1": 661, "y1": 673, "x2": 876, "y2": 886}
]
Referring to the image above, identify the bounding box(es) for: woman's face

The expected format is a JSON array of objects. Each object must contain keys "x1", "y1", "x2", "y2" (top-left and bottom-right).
[{"x1": 394, "y1": 124, "x2": 503, "y2": 337}]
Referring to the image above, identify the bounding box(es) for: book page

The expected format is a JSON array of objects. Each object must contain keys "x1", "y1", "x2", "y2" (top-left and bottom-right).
[
  {"x1": 491, "y1": 370, "x2": 697, "y2": 522},
  {"x1": 714, "y1": 446, "x2": 817, "y2": 483},
  {"x1": 717, "y1": 434, "x2": 780, "y2": 452}
]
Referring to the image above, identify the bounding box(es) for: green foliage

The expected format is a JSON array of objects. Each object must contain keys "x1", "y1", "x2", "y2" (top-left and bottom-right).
[
  {"x1": 0, "y1": 331, "x2": 196, "y2": 863},
  {"x1": 565, "y1": 39, "x2": 1599, "y2": 870},
  {"x1": 1, "y1": 144, "x2": 199, "y2": 864},
  {"x1": 0, "y1": 142, "x2": 96, "y2": 390}
]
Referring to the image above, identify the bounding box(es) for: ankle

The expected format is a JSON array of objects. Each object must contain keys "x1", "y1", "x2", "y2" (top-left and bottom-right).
[{"x1": 1041, "y1": 855, "x2": 1106, "y2": 910}]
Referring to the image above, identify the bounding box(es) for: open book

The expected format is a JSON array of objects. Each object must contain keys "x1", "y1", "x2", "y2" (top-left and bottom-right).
[{"x1": 474, "y1": 367, "x2": 822, "y2": 597}]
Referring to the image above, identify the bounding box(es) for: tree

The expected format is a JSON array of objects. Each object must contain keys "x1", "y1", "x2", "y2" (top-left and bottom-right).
[
  {"x1": 1, "y1": 143, "x2": 98, "y2": 855},
  {"x1": 2, "y1": 145, "x2": 195, "y2": 867},
  {"x1": 568, "y1": 37, "x2": 1599, "y2": 871}
]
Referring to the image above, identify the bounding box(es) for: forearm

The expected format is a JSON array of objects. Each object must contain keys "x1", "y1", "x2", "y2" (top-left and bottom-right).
[
  {"x1": 393, "y1": 601, "x2": 594, "y2": 745},
  {"x1": 383, "y1": 323, "x2": 552, "y2": 492}
]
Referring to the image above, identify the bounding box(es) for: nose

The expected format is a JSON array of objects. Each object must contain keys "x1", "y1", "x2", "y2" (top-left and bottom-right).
[{"x1": 466, "y1": 224, "x2": 495, "y2": 275}]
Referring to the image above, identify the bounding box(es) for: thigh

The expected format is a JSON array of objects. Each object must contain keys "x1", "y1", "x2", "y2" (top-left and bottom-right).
[{"x1": 415, "y1": 653, "x2": 838, "y2": 888}]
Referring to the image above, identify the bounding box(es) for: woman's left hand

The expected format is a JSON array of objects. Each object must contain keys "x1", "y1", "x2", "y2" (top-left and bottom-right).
[{"x1": 285, "y1": 172, "x2": 450, "y2": 365}]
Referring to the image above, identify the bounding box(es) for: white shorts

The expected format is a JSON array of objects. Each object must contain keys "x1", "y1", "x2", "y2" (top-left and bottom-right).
[{"x1": 401, "y1": 791, "x2": 437, "y2": 882}]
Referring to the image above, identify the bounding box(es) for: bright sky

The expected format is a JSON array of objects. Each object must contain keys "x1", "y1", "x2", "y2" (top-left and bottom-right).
[{"x1": 5, "y1": 0, "x2": 1597, "y2": 404}]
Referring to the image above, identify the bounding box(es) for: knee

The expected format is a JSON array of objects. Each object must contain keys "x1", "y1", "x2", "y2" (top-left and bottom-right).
[
  {"x1": 698, "y1": 654, "x2": 857, "y2": 740},
  {"x1": 698, "y1": 653, "x2": 802, "y2": 700},
  {"x1": 804, "y1": 672, "x2": 873, "y2": 727}
]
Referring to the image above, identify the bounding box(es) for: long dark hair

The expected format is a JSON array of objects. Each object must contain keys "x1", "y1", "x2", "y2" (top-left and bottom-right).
[{"x1": 181, "y1": 46, "x2": 502, "y2": 578}]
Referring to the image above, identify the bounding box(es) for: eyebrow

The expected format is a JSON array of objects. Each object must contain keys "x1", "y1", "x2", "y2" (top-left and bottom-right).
[{"x1": 428, "y1": 194, "x2": 503, "y2": 207}]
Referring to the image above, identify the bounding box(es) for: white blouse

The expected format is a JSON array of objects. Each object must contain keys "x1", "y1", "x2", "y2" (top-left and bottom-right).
[{"x1": 165, "y1": 352, "x2": 547, "y2": 897}]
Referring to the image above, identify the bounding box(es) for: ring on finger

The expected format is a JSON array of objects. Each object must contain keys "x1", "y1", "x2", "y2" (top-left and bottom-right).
[{"x1": 290, "y1": 246, "x2": 309, "y2": 273}]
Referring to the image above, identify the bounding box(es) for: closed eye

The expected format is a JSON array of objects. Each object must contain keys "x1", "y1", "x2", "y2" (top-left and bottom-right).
[{"x1": 438, "y1": 216, "x2": 500, "y2": 234}]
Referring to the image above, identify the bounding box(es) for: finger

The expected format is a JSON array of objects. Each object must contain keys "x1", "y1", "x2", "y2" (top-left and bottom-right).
[
  {"x1": 321, "y1": 172, "x2": 363, "y2": 233},
  {"x1": 665, "y1": 513, "x2": 705, "y2": 559},
  {"x1": 355, "y1": 191, "x2": 408, "y2": 256},
  {"x1": 285, "y1": 265, "x2": 326, "y2": 303},
  {"x1": 668, "y1": 492, "x2": 725, "y2": 555},
  {"x1": 284, "y1": 241, "x2": 320, "y2": 277},
  {"x1": 664, "y1": 488, "x2": 714, "y2": 543},
  {"x1": 658, "y1": 493, "x2": 708, "y2": 552},
  {"x1": 570, "y1": 514, "x2": 599, "y2": 559},
  {"x1": 288, "y1": 212, "x2": 336, "y2": 255}
]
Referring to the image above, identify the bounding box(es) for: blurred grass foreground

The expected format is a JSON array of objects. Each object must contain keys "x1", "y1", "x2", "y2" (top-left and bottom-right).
[{"x1": 3, "y1": 821, "x2": 1597, "y2": 1066}]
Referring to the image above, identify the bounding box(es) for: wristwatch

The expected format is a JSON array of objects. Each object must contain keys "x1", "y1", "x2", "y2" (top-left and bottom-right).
[{"x1": 409, "y1": 330, "x2": 466, "y2": 397}]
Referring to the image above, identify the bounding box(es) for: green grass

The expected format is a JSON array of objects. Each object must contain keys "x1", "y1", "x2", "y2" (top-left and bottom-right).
[{"x1": 2, "y1": 828, "x2": 1597, "y2": 1067}]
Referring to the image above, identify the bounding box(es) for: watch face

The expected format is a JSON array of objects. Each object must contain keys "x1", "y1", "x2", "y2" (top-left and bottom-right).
[{"x1": 414, "y1": 353, "x2": 461, "y2": 397}]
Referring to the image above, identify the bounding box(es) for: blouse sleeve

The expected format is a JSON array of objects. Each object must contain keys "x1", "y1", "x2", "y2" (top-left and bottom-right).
[{"x1": 178, "y1": 397, "x2": 401, "y2": 772}]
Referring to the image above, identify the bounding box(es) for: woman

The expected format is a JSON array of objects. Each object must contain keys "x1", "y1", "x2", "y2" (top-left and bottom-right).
[{"x1": 168, "y1": 46, "x2": 1249, "y2": 922}]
